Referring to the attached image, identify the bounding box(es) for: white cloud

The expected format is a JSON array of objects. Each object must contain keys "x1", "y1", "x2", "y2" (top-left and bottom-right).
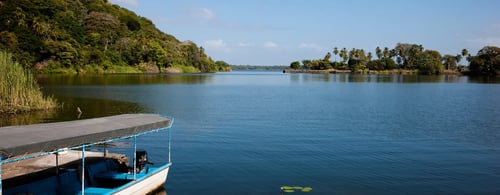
[
  {"x1": 191, "y1": 8, "x2": 215, "y2": 20},
  {"x1": 298, "y1": 43, "x2": 323, "y2": 51},
  {"x1": 264, "y1": 41, "x2": 278, "y2": 48},
  {"x1": 238, "y1": 42, "x2": 251, "y2": 47},
  {"x1": 110, "y1": 0, "x2": 138, "y2": 7},
  {"x1": 204, "y1": 39, "x2": 231, "y2": 52}
]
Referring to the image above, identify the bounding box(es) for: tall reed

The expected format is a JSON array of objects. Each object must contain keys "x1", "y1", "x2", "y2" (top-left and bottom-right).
[{"x1": 0, "y1": 51, "x2": 56, "y2": 113}]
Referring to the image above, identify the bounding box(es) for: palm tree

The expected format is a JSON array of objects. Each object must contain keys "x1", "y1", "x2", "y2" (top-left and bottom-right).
[
  {"x1": 442, "y1": 54, "x2": 458, "y2": 70},
  {"x1": 383, "y1": 47, "x2": 390, "y2": 59},
  {"x1": 461, "y1": 48, "x2": 469, "y2": 65},
  {"x1": 333, "y1": 47, "x2": 339, "y2": 62},
  {"x1": 461, "y1": 48, "x2": 468, "y2": 57},
  {"x1": 375, "y1": 46, "x2": 382, "y2": 59},
  {"x1": 348, "y1": 48, "x2": 355, "y2": 60},
  {"x1": 340, "y1": 48, "x2": 348, "y2": 63}
]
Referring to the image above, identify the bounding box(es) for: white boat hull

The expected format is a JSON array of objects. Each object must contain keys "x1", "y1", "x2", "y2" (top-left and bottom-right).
[{"x1": 113, "y1": 166, "x2": 170, "y2": 195}]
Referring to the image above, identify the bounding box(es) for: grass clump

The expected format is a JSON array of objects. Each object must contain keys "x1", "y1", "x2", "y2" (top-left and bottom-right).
[
  {"x1": 170, "y1": 64, "x2": 201, "y2": 73},
  {"x1": 0, "y1": 51, "x2": 57, "y2": 113}
]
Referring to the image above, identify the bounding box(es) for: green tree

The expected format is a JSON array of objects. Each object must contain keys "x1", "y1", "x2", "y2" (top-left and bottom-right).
[
  {"x1": 321, "y1": 52, "x2": 332, "y2": 69},
  {"x1": 416, "y1": 50, "x2": 443, "y2": 74},
  {"x1": 0, "y1": 31, "x2": 18, "y2": 49},
  {"x1": 383, "y1": 58, "x2": 398, "y2": 70},
  {"x1": 455, "y1": 54, "x2": 462, "y2": 67},
  {"x1": 323, "y1": 52, "x2": 331, "y2": 62},
  {"x1": 215, "y1": 60, "x2": 231, "y2": 71},
  {"x1": 120, "y1": 14, "x2": 141, "y2": 31},
  {"x1": 84, "y1": 11, "x2": 121, "y2": 50},
  {"x1": 302, "y1": 59, "x2": 312, "y2": 70},
  {"x1": 394, "y1": 43, "x2": 424, "y2": 69},
  {"x1": 367, "y1": 58, "x2": 398, "y2": 70},
  {"x1": 43, "y1": 40, "x2": 77, "y2": 68},
  {"x1": 145, "y1": 40, "x2": 167, "y2": 67},
  {"x1": 290, "y1": 61, "x2": 300, "y2": 69},
  {"x1": 346, "y1": 48, "x2": 368, "y2": 71},
  {"x1": 461, "y1": 48, "x2": 469, "y2": 64},
  {"x1": 383, "y1": 47, "x2": 390, "y2": 59},
  {"x1": 375, "y1": 46, "x2": 382, "y2": 59},
  {"x1": 333, "y1": 47, "x2": 339, "y2": 62},
  {"x1": 442, "y1": 54, "x2": 458, "y2": 70},
  {"x1": 469, "y1": 46, "x2": 500, "y2": 75},
  {"x1": 461, "y1": 48, "x2": 469, "y2": 58},
  {"x1": 340, "y1": 48, "x2": 348, "y2": 63}
]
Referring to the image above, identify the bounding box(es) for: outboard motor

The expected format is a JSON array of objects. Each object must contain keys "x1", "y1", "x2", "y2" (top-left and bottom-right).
[{"x1": 136, "y1": 150, "x2": 153, "y2": 172}]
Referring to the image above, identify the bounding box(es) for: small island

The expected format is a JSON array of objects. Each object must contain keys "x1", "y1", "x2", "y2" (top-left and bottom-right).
[{"x1": 287, "y1": 44, "x2": 500, "y2": 75}]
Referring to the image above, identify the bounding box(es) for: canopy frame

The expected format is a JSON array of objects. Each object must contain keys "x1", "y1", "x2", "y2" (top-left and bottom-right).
[{"x1": 0, "y1": 114, "x2": 173, "y2": 195}]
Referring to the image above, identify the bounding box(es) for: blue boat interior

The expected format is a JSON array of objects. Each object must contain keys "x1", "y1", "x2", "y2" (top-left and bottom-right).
[{"x1": 4, "y1": 158, "x2": 160, "y2": 195}]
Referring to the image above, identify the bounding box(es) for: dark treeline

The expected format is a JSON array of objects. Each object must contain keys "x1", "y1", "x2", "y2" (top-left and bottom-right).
[
  {"x1": 0, "y1": 0, "x2": 230, "y2": 73},
  {"x1": 231, "y1": 65, "x2": 287, "y2": 71},
  {"x1": 290, "y1": 43, "x2": 500, "y2": 75}
]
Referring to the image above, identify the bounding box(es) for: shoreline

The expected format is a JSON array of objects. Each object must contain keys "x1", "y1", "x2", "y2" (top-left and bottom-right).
[{"x1": 283, "y1": 69, "x2": 463, "y2": 75}]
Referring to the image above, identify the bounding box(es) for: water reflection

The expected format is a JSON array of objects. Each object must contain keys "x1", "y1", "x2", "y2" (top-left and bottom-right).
[
  {"x1": 0, "y1": 110, "x2": 57, "y2": 127},
  {"x1": 467, "y1": 75, "x2": 500, "y2": 83},
  {"x1": 148, "y1": 187, "x2": 167, "y2": 195},
  {"x1": 36, "y1": 73, "x2": 214, "y2": 86},
  {"x1": 0, "y1": 96, "x2": 149, "y2": 127},
  {"x1": 5, "y1": 72, "x2": 497, "y2": 126},
  {"x1": 288, "y1": 73, "x2": 497, "y2": 83}
]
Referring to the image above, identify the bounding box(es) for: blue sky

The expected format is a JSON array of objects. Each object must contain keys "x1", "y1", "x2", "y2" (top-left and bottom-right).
[{"x1": 110, "y1": 0, "x2": 500, "y2": 65}]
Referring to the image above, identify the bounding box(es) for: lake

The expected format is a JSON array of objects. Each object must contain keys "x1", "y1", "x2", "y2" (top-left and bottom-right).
[{"x1": 2, "y1": 72, "x2": 500, "y2": 194}]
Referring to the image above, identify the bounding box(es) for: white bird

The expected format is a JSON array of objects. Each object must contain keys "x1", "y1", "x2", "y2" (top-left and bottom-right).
[{"x1": 76, "y1": 107, "x2": 82, "y2": 119}]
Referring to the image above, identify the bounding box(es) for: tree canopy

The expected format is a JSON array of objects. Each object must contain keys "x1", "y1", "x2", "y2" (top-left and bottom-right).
[
  {"x1": 0, "y1": 0, "x2": 230, "y2": 73},
  {"x1": 291, "y1": 43, "x2": 497, "y2": 75},
  {"x1": 468, "y1": 46, "x2": 500, "y2": 75}
]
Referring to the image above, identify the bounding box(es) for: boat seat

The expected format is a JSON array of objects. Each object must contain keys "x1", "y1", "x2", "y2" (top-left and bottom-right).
[
  {"x1": 57, "y1": 169, "x2": 81, "y2": 194},
  {"x1": 87, "y1": 159, "x2": 119, "y2": 186}
]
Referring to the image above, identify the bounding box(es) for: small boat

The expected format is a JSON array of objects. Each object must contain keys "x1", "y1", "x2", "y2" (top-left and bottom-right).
[{"x1": 0, "y1": 114, "x2": 174, "y2": 195}]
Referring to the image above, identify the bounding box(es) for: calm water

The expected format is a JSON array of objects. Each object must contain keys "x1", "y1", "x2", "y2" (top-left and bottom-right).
[{"x1": 3, "y1": 72, "x2": 500, "y2": 194}]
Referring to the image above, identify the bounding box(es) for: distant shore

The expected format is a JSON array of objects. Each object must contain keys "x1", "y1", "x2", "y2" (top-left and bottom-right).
[{"x1": 283, "y1": 69, "x2": 463, "y2": 75}]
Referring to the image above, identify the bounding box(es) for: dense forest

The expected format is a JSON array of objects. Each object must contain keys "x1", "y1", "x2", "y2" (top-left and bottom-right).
[
  {"x1": 0, "y1": 0, "x2": 231, "y2": 73},
  {"x1": 231, "y1": 65, "x2": 287, "y2": 71},
  {"x1": 290, "y1": 44, "x2": 500, "y2": 75}
]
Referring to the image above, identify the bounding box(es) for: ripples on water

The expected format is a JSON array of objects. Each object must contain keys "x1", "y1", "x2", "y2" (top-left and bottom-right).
[{"x1": 4, "y1": 72, "x2": 500, "y2": 194}]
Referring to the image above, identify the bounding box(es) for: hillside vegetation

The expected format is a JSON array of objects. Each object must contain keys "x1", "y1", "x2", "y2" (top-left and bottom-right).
[{"x1": 0, "y1": 0, "x2": 230, "y2": 73}]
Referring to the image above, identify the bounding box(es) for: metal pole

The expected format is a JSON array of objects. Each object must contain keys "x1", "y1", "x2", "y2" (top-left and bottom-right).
[
  {"x1": 168, "y1": 127, "x2": 171, "y2": 164},
  {"x1": 55, "y1": 153, "x2": 59, "y2": 176},
  {"x1": 133, "y1": 135, "x2": 137, "y2": 181},
  {"x1": 103, "y1": 143, "x2": 107, "y2": 157},
  {"x1": 81, "y1": 145, "x2": 85, "y2": 195}
]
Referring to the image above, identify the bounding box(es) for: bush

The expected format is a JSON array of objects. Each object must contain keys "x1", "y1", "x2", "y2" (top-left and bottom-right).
[
  {"x1": 171, "y1": 64, "x2": 201, "y2": 73},
  {"x1": 0, "y1": 51, "x2": 57, "y2": 113}
]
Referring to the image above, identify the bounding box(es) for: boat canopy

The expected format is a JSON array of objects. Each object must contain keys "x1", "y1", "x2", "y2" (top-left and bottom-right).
[{"x1": 0, "y1": 114, "x2": 172, "y2": 158}]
